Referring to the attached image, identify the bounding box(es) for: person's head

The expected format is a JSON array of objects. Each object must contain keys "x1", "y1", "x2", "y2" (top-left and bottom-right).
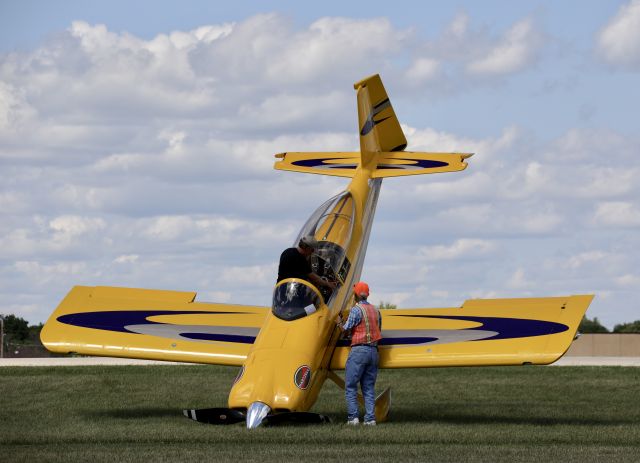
[
  {"x1": 297, "y1": 235, "x2": 318, "y2": 256},
  {"x1": 353, "y1": 281, "x2": 370, "y2": 302}
]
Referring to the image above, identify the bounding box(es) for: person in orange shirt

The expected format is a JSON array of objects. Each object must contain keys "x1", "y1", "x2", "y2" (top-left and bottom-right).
[{"x1": 338, "y1": 281, "x2": 382, "y2": 425}]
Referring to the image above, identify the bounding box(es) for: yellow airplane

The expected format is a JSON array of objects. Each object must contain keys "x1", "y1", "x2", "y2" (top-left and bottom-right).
[{"x1": 40, "y1": 74, "x2": 594, "y2": 428}]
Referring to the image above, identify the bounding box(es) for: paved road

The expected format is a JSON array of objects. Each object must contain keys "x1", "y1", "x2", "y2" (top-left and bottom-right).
[
  {"x1": 551, "y1": 356, "x2": 640, "y2": 366},
  {"x1": 0, "y1": 357, "x2": 191, "y2": 366},
  {"x1": 1, "y1": 356, "x2": 639, "y2": 367}
]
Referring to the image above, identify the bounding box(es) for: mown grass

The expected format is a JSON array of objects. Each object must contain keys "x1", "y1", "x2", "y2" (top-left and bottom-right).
[{"x1": 1, "y1": 365, "x2": 639, "y2": 462}]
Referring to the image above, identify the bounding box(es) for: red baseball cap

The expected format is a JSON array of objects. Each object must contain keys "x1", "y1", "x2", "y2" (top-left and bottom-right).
[{"x1": 353, "y1": 281, "x2": 370, "y2": 298}]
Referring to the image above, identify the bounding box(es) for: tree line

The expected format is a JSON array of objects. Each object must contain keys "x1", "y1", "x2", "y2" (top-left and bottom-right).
[
  {"x1": 578, "y1": 316, "x2": 640, "y2": 333},
  {"x1": 1, "y1": 315, "x2": 46, "y2": 356}
]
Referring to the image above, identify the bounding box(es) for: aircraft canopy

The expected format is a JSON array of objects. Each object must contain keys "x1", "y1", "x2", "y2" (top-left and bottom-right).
[
  {"x1": 272, "y1": 279, "x2": 321, "y2": 321},
  {"x1": 295, "y1": 190, "x2": 354, "y2": 284}
]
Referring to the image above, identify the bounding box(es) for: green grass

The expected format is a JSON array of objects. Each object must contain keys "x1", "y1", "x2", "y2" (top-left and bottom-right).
[{"x1": 1, "y1": 365, "x2": 639, "y2": 462}]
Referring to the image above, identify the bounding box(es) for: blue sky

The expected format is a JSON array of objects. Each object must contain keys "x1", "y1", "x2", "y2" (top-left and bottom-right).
[{"x1": 1, "y1": 0, "x2": 639, "y2": 328}]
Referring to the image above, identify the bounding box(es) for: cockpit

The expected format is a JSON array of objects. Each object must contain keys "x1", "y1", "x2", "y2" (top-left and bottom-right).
[
  {"x1": 272, "y1": 279, "x2": 322, "y2": 321},
  {"x1": 272, "y1": 190, "x2": 355, "y2": 321}
]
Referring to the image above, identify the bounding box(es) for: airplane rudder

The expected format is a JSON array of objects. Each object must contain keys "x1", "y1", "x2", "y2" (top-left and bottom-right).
[{"x1": 353, "y1": 74, "x2": 407, "y2": 154}]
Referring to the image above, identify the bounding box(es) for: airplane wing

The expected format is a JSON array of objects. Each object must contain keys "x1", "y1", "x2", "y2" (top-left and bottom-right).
[
  {"x1": 40, "y1": 286, "x2": 268, "y2": 366},
  {"x1": 330, "y1": 295, "x2": 593, "y2": 369}
]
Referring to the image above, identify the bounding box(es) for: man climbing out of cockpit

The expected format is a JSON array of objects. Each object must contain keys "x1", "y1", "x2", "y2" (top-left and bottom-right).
[{"x1": 277, "y1": 236, "x2": 337, "y2": 292}]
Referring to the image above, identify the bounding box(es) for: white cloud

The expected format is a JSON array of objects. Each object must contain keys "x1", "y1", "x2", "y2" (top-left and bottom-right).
[
  {"x1": 113, "y1": 254, "x2": 139, "y2": 264},
  {"x1": 398, "y1": 13, "x2": 545, "y2": 92},
  {"x1": 565, "y1": 251, "x2": 609, "y2": 270},
  {"x1": 14, "y1": 260, "x2": 90, "y2": 283},
  {"x1": 467, "y1": 18, "x2": 542, "y2": 75},
  {"x1": 0, "y1": 191, "x2": 27, "y2": 213},
  {"x1": 616, "y1": 274, "x2": 640, "y2": 287},
  {"x1": 447, "y1": 12, "x2": 470, "y2": 39},
  {"x1": 0, "y1": 82, "x2": 37, "y2": 132},
  {"x1": 18, "y1": 215, "x2": 110, "y2": 252},
  {"x1": 197, "y1": 290, "x2": 232, "y2": 303},
  {"x1": 266, "y1": 16, "x2": 407, "y2": 83},
  {"x1": 434, "y1": 203, "x2": 562, "y2": 235},
  {"x1": 142, "y1": 215, "x2": 195, "y2": 241},
  {"x1": 405, "y1": 58, "x2": 441, "y2": 84},
  {"x1": 596, "y1": 0, "x2": 640, "y2": 69},
  {"x1": 372, "y1": 291, "x2": 412, "y2": 308},
  {"x1": 507, "y1": 268, "x2": 530, "y2": 289},
  {"x1": 518, "y1": 209, "x2": 564, "y2": 234},
  {"x1": 547, "y1": 128, "x2": 632, "y2": 163},
  {"x1": 219, "y1": 264, "x2": 277, "y2": 285},
  {"x1": 437, "y1": 204, "x2": 495, "y2": 228},
  {"x1": 593, "y1": 201, "x2": 640, "y2": 227},
  {"x1": 138, "y1": 214, "x2": 293, "y2": 249},
  {"x1": 49, "y1": 215, "x2": 106, "y2": 236},
  {"x1": 419, "y1": 239, "x2": 496, "y2": 261}
]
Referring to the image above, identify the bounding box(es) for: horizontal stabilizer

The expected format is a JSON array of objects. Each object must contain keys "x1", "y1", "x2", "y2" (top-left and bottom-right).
[
  {"x1": 274, "y1": 152, "x2": 359, "y2": 177},
  {"x1": 274, "y1": 151, "x2": 472, "y2": 178},
  {"x1": 372, "y1": 151, "x2": 472, "y2": 178}
]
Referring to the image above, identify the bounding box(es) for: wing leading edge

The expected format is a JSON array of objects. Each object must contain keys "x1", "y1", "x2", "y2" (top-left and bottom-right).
[
  {"x1": 41, "y1": 286, "x2": 268, "y2": 366},
  {"x1": 330, "y1": 295, "x2": 593, "y2": 369}
]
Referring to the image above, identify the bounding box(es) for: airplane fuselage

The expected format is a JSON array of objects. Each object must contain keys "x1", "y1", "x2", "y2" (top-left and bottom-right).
[{"x1": 228, "y1": 165, "x2": 382, "y2": 419}]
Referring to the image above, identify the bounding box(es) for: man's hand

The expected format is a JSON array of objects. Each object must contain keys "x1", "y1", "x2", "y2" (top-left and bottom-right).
[{"x1": 308, "y1": 273, "x2": 337, "y2": 291}]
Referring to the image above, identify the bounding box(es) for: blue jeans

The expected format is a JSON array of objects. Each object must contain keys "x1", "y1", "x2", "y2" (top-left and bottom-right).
[{"x1": 345, "y1": 345, "x2": 379, "y2": 422}]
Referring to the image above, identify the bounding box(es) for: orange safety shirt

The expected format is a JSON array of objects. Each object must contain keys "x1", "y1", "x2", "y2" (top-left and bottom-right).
[{"x1": 349, "y1": 302, "x2": 382, "y2": 346}]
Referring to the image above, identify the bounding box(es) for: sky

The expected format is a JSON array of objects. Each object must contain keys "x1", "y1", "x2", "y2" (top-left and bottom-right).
[{"x1": 1, "y1": 0, "x2": 639, "y2": 328}]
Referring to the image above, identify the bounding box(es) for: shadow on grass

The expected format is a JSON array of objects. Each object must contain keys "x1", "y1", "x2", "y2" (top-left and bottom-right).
[
  {"x1": 83, "y1": 403, "x2": 636, "y2": 427},
  {"x1": 86, "y1": 407, "x2": 182, "y2": 419},
  {"x1": 391, "y1": 407, "x2": 636, "y2": 426}
]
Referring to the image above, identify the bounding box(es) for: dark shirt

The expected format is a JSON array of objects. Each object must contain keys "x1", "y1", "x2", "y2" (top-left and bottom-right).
[{"x1": 277, "y1": 247, "x2": 312, "y2": 283}]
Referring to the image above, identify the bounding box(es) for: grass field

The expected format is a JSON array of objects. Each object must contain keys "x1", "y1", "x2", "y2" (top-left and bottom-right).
[{"x1": 1, "y1": 365, "x2": 639, "y2": 462}]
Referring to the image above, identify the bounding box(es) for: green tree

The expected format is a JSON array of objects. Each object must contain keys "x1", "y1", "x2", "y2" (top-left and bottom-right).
[
  {"x1": 1, "y1": 314, "x2": 30, "y2": 343},
  {"x1": 377, "y1": 301, "x2": 397, "y2": 310},
  {"x1": 613, "y1": 320, "x2": 640, "y2": 333},
  {"x1": 578, "y1": 316, "x2": 609, "y2": 333},
  {"x1": 28, "y1": 323, "x2": 44, "y2": 342}
]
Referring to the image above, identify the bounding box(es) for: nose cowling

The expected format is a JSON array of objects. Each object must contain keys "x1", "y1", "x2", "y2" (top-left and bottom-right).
[
  {"x1": 246, "y1": 401, "x2": 271, "y2": 429},
  {"x1": 229, "y1": 348, "x2": 310, "y2": 412}
]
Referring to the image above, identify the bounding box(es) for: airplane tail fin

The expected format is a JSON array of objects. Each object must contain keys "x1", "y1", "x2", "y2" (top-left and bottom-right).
[
  {"x1": 353, "y1": 74, "x2": 407, "y2": 154},
  {"x1": 273, "y1": 74, "x2": 472, "y2": 178}
]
